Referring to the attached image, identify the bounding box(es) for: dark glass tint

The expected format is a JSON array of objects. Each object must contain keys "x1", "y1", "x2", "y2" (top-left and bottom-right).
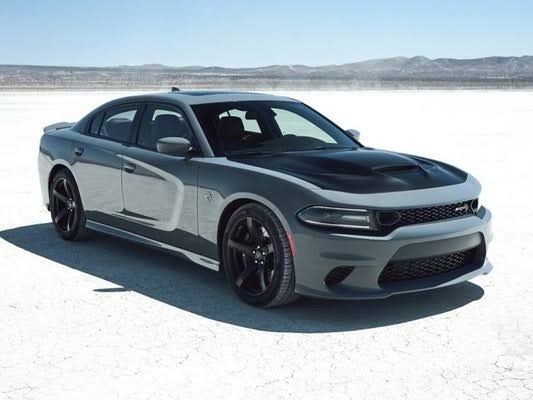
[
  {"x1": 192, "y1": 101, "x2": 357, "y2": 156},
  {"x1": 99, "y1": 106, "x2": 138, "y2": 143},
  {"x1": 137, "y1": 105, "x2": 196, "y2": 150}
]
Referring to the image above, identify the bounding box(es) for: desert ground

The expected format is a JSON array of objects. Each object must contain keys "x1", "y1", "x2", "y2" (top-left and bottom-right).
[{"x1": 0, "y1": 90, "x2": 532, "y2": 399}]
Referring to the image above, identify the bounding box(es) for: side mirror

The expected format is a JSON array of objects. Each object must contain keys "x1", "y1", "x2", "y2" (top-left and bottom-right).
[
  {"x1": 346, "y1": 129, "x2": 361, "y2": 141},
  {"x1": 157, "y1": 137, "x2": 192, "y2": 156}
]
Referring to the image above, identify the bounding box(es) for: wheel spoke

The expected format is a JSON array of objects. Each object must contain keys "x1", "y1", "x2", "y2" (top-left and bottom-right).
[
  {"x1": 54, "y1": 207, "x2": 68, "y2": 224},
  {"x1": 228, "y1": 239, "x2": 253, "y2": 255},
  {"x1": 66, "y1": 210, "x2": 75, "y2": 232},
  {"x1": 63, "y1": 179, "x2": 73, "y2": 198},
  {"x1": 52, "y1": 189, "x2": 68, "y2": 203},
  {"x1": 265, "y1": 243, "x2": 274, "y2": 254},
  {"x1": 267, "y1": 266, "x2": 275, "y2": 282},
  {"x1": 246, "y1": 217, "x2": 261, "y2": 244},
  {"x1": 257, "y1": 264, "x2": 268, "y2": 291},
  {"x1": 235, "y1": 262, "x2": 258, "y2": 287}
]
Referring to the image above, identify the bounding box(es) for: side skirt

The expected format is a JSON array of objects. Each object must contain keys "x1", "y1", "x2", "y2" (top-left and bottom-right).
[{"x1": 86, "y1": 220, "x2": 220, "y2": 271}]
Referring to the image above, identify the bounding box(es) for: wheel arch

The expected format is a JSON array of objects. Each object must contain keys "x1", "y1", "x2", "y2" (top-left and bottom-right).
[
  {"x1": 48, "y1": 163, "x2": 69, "y2": 189},
  {"x1": 48, "y1": 161, "x2": 79, "y2": 188}
]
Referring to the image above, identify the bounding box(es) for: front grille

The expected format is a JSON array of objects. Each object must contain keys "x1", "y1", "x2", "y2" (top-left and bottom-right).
[
  {"x1": 325, "y1": 266, "x2": 354, "y2": 286},
  {"x1": 378, "y1": 248, "x2": 477, "y2": 285},
  {"x1": 377, "y1": 199, "x2": 477, "y2": 232}
]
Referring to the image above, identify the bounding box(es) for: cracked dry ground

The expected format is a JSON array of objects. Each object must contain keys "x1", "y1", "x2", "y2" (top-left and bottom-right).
[{"x1": 1, "y1": 91, "x2": 532, "y2": 399}]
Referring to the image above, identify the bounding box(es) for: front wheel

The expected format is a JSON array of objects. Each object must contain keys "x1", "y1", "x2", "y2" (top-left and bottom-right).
[
  {"x1": 49, "y1": 169, "x2": 93, "y2": 241},
  {"x1": 222, "y1": 203, "x2": 299, "y2": 307}
]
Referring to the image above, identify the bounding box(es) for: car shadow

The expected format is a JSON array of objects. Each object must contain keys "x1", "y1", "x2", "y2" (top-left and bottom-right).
[{"x1": 0, "y1": 223, "x2": 485, "y2": 333}]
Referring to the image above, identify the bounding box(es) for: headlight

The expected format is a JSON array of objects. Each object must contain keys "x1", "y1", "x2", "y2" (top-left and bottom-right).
[
  {"x1": 297, "y1": 206, "x2": 376, "y2": 230},
  {"x1": 471, "y1": 198, "x2": 479, "y2": 213}
]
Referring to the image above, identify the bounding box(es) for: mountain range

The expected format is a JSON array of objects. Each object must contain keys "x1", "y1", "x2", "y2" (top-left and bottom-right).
[{"x1": 1, "y1": 56, "x2": 533, "y2": 89}]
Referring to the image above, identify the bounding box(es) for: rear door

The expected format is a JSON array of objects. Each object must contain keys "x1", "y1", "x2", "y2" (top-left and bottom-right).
[
  {"x1": 71, "y1": 104, "x2": 141, "y2": 222},
  {"x1": 119, "y1": 103, "x2": 202, "y2": 252}
]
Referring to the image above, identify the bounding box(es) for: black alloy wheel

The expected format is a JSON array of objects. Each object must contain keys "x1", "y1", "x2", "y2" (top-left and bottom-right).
[
  {"x1": 222, "y1": 203, "x2": 299, "y2": 307},
  {"x1": 228, "y1": 215, "x2": 276, "y2": 294},
  {"x1": 51, "y1": 176, "x2": 78, "y2": 234},
  {"x1": 49, "y1": 169, "x2": 92, "y2": 241}
]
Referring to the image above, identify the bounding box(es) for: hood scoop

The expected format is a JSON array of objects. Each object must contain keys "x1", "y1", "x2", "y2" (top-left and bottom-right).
[{"x1": 372, "y1": 164, "x2": 420, "y2": 174}]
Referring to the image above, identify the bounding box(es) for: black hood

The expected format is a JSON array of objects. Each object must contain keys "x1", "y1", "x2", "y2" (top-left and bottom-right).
[{"x1": 229, "y1": 148, "x2": 467, "y2": 194}]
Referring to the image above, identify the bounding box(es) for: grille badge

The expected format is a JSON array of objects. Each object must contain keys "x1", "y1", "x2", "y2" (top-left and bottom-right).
[{"x1": 455, "y1": 204, "x2": 469, "y2": 212}]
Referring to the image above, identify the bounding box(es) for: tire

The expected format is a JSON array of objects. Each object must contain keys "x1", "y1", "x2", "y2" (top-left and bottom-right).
[
  {"x1": 222, "y1": 203, "x2": 300, "y2": 307},
  {"x1": 49, "y1": 169, "x2": 93, "y2": 241}
]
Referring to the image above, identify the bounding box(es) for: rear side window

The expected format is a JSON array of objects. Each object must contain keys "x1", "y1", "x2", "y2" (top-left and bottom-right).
[{"x1": 99, "y1": 106, "x2": 139, "y2": 143}]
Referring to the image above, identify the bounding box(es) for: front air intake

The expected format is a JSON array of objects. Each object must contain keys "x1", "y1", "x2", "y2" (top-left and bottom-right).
[
  {"x1": 378, "y1": 248, "x2": 480, "y2": 285},
  {"x1": 325, "y1": 266, "x2": 355, "y2": 286}
]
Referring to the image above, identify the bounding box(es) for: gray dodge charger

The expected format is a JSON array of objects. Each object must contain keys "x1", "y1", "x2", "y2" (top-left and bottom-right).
[{"x1": 38, "y1": 90, "x2": 493, "y2": 307}]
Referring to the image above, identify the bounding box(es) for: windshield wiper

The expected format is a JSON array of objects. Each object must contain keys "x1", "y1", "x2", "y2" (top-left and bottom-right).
[
  {"x1": 290, "y1": 146, "x2": 357, "y2": 152},
  {"x1": 227, "y1": 150, "x2": 281, "y2": 156},
  {"x1": 228, "y1": 146, "x2": 356, "y2": 156}
]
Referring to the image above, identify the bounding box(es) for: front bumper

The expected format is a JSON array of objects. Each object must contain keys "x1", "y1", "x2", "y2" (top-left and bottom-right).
[{"x1": 292, "y1": 207, "x2": 493, "y2": 300}]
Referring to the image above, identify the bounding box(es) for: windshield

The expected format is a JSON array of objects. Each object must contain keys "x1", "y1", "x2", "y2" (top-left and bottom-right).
[{"x1": 192, "y1": 101, "x2": 358, "y2": 156}]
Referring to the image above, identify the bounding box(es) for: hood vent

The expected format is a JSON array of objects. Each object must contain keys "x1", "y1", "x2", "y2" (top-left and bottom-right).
[{"x1": 372, "y1": 164, "x2": 420, "y2": 174}]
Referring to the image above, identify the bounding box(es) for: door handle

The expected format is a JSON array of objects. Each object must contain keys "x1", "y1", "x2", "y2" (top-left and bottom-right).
[
  {"x1": 123, "y1": 162, "x2": 136, "y2": 173},
  {"x1": 74, "y1": 146, "x2": 84, "y2": 156}
]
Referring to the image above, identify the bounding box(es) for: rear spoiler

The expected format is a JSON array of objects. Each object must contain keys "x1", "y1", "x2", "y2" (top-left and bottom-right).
[{"x1": 43, "y1": 122, "x2": 75, "y2": 133}]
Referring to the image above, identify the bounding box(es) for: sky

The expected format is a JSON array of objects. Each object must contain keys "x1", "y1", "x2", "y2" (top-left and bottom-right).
[{"x1": 1, "y1": 0, "x2": 532, "y2": 67}]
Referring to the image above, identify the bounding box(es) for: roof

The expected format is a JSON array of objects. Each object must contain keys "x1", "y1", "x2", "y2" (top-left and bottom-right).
[
  {"x1": 99, "y1": 90, "x2": 298, "y2": 108},
  {"x1": 158, "y1": 90, "x2": 298, "y2": 105}
]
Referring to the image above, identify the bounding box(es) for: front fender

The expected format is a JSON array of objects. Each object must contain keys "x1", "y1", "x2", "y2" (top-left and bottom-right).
[{"x1": 197, "y1": 158, "x2": 320, "y2": 247}]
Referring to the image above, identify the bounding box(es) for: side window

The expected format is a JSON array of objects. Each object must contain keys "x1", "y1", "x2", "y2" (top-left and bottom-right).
[
  {"x1": 137, "y1": 105, "x2": 196, "y2": 150},
  {"x1": 273, "y1": 108, "x2": 335, "y2": 143},
  {"x1": 219, "y1": 109, "x2": 261, "y2": 134},
  {"x1": 99, "y1": 106, "x2": 138, "y2": 143},
  {"x1": 89, "y1": 112, "x2": 104, "y2": 135}
]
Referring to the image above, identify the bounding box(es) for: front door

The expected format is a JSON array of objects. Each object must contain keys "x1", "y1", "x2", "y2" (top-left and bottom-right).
[{"x1": 119, "y1": 103, "x2": 201, "y2": 252}]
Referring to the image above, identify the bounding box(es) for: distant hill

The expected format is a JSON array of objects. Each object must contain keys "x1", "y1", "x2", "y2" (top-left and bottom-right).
[{"x1": 2, "y1": 56, "x2": 533, "y2": 90}]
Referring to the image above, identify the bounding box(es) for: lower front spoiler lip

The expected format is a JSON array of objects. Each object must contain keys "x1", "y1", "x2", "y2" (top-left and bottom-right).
[{"x1": 295, "y1": 258, "x2": 493, "y2": 300}]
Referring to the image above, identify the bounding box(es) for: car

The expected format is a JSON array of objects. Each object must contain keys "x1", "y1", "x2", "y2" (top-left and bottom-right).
[{"x1": 38, "y1": 90, "x2": 493, "y2": 307}]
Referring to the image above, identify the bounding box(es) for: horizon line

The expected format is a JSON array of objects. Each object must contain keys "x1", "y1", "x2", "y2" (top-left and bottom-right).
[{"x1": 1, "y1": 54, "x2": 532, "y2": 70}]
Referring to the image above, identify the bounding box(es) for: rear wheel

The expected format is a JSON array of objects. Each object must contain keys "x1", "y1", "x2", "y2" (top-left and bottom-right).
[
  {"x1": 49, "y1": 169, "x2": 92, "y2": 241},
  {"x1": 222, "y1": 203, "x2": 299, "y2": 307}
]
